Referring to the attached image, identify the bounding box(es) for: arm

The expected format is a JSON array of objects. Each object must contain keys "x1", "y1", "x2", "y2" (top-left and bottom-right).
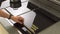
[
  {"x1": 0, "y1": 9, "x2": 24, "y2": 24},
  {"x1": 0, "y1": 9, "x2": 10, "y2": 18}
]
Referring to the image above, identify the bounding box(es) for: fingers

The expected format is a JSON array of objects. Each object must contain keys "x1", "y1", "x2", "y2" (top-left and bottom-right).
[
  {"x1": 11, "y1": 16, "x2": 24, "y2": 24},
  {"x1": 19, "y1": 16, "x2": 24, "y2": 23},
  {"x1": 17, "y1": 16, "x2": 24, "y2": 24}
]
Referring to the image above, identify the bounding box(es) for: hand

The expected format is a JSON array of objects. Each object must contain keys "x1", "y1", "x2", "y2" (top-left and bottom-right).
[{"x1": 11, "y1": 16, "x2": 24, "y2": 24}]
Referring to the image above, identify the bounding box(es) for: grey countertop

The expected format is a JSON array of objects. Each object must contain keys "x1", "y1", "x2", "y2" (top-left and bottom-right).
[{"x1": 38, "y1": 21, "x2": 60, "y2": 34}]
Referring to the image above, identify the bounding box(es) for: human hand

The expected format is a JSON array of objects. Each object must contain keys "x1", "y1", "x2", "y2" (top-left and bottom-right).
[{"x1": 11, "y1": 16, "x2": 24, "y2": 24}]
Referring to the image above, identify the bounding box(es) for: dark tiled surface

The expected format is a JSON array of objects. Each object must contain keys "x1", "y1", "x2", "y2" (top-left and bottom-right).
[
  {"x1": 27, "y1": 2, "x2": 38, "y2": 10},
  {"x1": 27, "y1": 2, "x2": 60, "y2": 34}
]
